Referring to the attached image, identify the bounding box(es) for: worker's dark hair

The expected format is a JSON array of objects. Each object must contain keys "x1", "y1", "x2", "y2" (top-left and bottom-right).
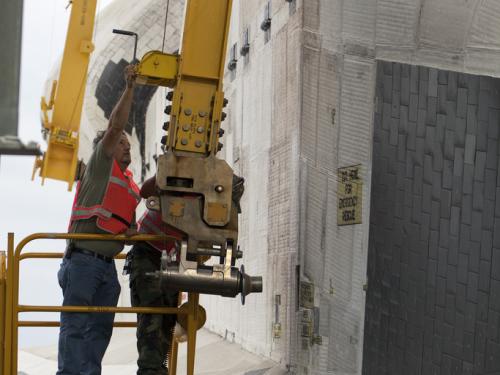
[
  {"x1": 92, "y1": 131, "x2": 106, "y2": 149},
  {"x1": 92, "y1": 130, "x2": 128, "y2": 149}
]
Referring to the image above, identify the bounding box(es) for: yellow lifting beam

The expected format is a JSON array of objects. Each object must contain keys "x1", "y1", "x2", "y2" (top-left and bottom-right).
[
  {"x1": 33, "y1": 0, "x2": 97, "y2": 190},
  {"x1": 136, "y1": 0, "x2": 232, "y2": 156},
  {"x1": 171, "y1": 0, "x2": 232, "y2": 155}
]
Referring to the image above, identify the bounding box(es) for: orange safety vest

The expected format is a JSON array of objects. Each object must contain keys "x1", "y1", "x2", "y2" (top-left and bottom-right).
[
  {"x1": 69, "y1": 160, "x2": 141, "y2": 234},
  {"x1": 137, "y1": 209, "x2": 184, "y2": 254}
]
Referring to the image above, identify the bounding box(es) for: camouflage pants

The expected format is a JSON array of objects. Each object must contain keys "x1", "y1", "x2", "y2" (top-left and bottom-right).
[{"x1": 130, "y1": 244, "x2": 178, "y2": 375}]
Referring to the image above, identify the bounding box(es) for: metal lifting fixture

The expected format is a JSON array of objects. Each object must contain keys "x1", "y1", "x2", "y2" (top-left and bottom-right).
[
  {"x1": 148, "y1": 239, "x2": 262, "y2": 305},
  {"x1": 135, "y1": 0, "x2": 263, "y2": 306}
]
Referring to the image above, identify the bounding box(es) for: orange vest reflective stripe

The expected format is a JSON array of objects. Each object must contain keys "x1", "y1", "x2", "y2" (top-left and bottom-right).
[
  {"x1": 70, "y1": 161, "x2": 141, "y2": 234},
  {"x1": 137, "y1": 209, "x2": 184, "y2": 254}
]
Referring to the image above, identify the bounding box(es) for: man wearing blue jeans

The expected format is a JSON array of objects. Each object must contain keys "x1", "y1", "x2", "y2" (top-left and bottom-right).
[{"x1": 57, "y1": 65, "x2": 140, "y2": 375}]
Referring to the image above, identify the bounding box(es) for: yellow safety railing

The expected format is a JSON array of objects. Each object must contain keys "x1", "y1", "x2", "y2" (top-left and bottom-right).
[
  {"x1": 0, "y1": 251, "x2": 6, "y2": 373},
  {"x1": 2, "y1": 232, "x2": 203, "y2": 375}
]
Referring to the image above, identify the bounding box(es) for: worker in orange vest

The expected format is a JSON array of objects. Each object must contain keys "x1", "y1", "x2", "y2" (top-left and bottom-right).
[{"x1": 57, "y1": 65, "x2": 140, "y2": 375}]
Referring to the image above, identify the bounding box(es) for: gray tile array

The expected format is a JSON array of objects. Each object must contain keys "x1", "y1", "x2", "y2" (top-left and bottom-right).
[{"x1": 364, "y1": 61, "x2": 500, "y2": 375}]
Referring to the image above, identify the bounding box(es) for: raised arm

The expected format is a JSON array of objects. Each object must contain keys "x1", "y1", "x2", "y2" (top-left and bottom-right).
[{"x1": 102, "y1": 65, "x2": 136, "y2": 158}]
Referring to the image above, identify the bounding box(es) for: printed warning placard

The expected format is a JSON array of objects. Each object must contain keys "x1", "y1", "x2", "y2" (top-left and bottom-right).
[{"x1": 337, "y1": 165, "x2": 362, "y2": 225}]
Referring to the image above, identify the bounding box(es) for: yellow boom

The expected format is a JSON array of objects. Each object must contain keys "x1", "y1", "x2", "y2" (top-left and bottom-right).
[{"x1": 33, "y1": 0, "x2": 97, "y2": 190}]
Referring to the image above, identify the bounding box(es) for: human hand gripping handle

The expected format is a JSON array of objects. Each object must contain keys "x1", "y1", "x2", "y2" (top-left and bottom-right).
[{"x1": 124, "y1": 64, "x2": 137, "y2": 89}]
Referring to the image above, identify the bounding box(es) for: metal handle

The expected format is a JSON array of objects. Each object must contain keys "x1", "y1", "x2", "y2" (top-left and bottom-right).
[
  {"x1": 112, "y1": 29, "x2": 139, "y2": 63},
  {"x1": 112, "y1": 29, "x2": 134, "y2": 36}
]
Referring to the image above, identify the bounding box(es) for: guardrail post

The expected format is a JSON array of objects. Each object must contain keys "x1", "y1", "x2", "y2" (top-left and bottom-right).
[
  {"x1": 169, "y1": 292, "x2": 183, "y2": 375},
  {"x1": 11, "y1": 235, "x2": 21, "y2": 375},
  {"x1": 186, "y1": 292, "x2": 199, "y2": 375},
  {"x1": 169, "y1": 338, "x2": 179, "y2": 375},
  {"x1": 0, "y1": 250, "x2": 6, "y2": 374},
  {"x1": 3, "y1": 233, "x2": 14, "y2": 375}
]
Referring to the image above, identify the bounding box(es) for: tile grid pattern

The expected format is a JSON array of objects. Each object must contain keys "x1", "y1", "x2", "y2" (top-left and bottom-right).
[{"x1": 363, "y1": 61, "x2": 500, "y2": 375}]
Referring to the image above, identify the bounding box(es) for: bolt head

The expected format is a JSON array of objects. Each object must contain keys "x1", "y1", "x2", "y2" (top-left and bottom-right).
[{"x1": 215, "y1": 185, "x2": 224, "y2": 193}]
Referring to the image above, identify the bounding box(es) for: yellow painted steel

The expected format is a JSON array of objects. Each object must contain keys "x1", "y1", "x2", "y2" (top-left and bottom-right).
[
  {"x1": 2, "y1": 232, "x2": 208, "y2": 375},
  {"x1": 34, "y1": 0, "x2": 97, "y2": 190},
  {"x1": 135, "y1": 0, "x2": 233, "y2": 156},
  {"x1": 169, "y1": 340, "x2": 179, "y2": 375},
  {"x1": 186, "y1": 293, "x2": 200, "y2": 374},
  {"x1": 169, "y1": 292, "x2": 184, "y2": 375},
  {"x1": 169, "y1": 0, "x2": 232, "y2": 155},
  {"x1": 0, "y1": 251, "x2": 6, "y2": 373},
  {"x1": 18, "y1": 251, "x2": 128, "y2": 261},
  {"x1": 18, "y1": 321, "x2": 138, "y2": 328},
  {"x1": 18, "y1": 304, "x2": 182, "y2": 315},
  {"x1": 3, "y1": 234, "x2": 14, "y2": 375},
  {"x1": 136, "y1": 51, "x2": 178, "y2": 87}
]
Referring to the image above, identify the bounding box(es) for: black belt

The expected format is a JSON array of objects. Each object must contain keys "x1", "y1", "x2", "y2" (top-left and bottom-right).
[{"x1": 70, "y1": 247, "x2": 113, "y2": 263}]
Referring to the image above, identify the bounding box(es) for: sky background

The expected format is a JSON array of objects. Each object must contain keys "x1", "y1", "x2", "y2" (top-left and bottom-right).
[{"x1": 0, "y1": 0, "x2": 114, "y2": 348}]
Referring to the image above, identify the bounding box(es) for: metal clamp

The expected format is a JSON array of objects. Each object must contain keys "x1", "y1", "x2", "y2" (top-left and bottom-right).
[{"x1": 148, "y1": 241, "x2": 262, "y2": 305}]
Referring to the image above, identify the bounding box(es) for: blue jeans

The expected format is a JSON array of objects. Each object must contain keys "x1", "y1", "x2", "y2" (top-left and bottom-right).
[{"x1": 56, "y1": 252, "x2": 121, "y2": 375}]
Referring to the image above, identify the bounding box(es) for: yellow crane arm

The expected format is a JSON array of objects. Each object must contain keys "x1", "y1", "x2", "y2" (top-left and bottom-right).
[
  {"x1": 136, "y1": 0, "x2": 231, "y2": 156},
  {"x1": 33, "y1": 0, "x2": 97, "y2": 190},
  {"x1": 165, "y1": 0, "x2": 232, "y2": 155}
]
